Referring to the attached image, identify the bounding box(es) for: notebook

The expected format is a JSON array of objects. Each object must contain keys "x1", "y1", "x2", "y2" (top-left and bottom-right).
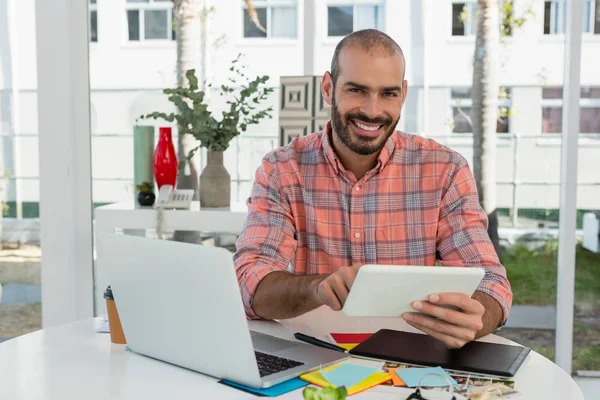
[{"x1": 348, "y1": 329, "x2": 531, "y2": 377}]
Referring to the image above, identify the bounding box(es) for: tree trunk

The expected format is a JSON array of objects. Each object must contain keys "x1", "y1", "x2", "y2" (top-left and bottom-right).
[
  {"x1": 472, "y1": 0, "x2": 502, "y2": 261},
  {"x1": 173, "y1": 0, "x2": 202, "y2": 196},
  {"x1": 173, "y1": 0, "x2": 202, "y2": 243}
]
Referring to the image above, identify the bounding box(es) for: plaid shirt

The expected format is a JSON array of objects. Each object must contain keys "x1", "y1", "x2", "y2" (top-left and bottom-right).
[{"x1": 234, "y1": 122, "x2": 512, "y2": 321}]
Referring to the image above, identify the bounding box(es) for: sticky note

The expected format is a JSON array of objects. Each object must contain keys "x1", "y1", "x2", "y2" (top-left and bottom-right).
[
  {"x1": 388, "y1": 367, "x2": 407, "y2": 386},
  {"x1": 321, "y1": 363, "x2": 378, "y2": 388},
  {"x1": 395, "y1": 366, "x2": 458, "y2": 388}
]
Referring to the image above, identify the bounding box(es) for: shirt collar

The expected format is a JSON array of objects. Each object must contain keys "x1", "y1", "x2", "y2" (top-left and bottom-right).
[{"x1": 321, "y1": 120, "x2": 398, "y2": 176}]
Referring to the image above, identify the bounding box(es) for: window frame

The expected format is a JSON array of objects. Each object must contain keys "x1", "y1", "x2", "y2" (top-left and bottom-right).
[
  {"x1": 240, "y1": 0, "x2": 299, "y2": 40},
  {"x1": 449, "y1": 87, "x2": 513, "y2": 134},
  {"x1": 543, "y1": 0, "x2": 598, "y2": 35},
  {"x1": 125, "y1": 0, "x2": 175, "y2": 43},
  {"x1": 325, "y1": 2, "x2": 385, "y2": 38},
  {"x1": 541, "y1": 86, "x2": 600, "y2": 134},
  {"x1": 451, "y1": 1, "x2": 478, "y2": 37},
  {"x1": 89, "y1": 0, "x2": 98, "y2": 43}
]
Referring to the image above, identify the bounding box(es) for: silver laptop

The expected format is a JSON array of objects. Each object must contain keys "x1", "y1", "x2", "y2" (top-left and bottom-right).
[{"x1": 97, "y1": 232, "x2": 348, "y2": 388}]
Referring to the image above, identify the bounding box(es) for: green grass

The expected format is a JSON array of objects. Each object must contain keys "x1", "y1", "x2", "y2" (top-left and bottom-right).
[
  {"x1": 504, "y1": 242, "x2": 600, "y2": 306},
  {"x1": 504, "y1": 242, "x2": 600, "y2": 371},
  {"x1": 534, "y1": 345, "x2": 600, "y2": 371}
]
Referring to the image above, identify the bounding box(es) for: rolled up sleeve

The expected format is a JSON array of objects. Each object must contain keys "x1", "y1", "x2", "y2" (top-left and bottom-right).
[
  {"x1": 234, "y1": 157, "x2": 297, "y2": 319},
  {"x1": 436, "y1": 158, "x2": 513, "y2": 325}
]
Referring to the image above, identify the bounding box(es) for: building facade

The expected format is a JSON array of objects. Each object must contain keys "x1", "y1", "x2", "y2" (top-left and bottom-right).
[{"x1": 0, "y1": 0, "x2": 599, "y2": 220}]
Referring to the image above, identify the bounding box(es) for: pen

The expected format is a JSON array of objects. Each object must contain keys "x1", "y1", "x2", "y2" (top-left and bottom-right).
[{"x1": 294, "y1": 332, "x2": 348, "y2": 353}]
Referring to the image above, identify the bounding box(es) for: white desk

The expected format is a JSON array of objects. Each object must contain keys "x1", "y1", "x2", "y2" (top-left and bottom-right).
[
  {"x1": 0, "y1": 307, "x2": 583, "y2": 400},
  {"x1": 94, "y1": 200, "x2": 249, "y2": 234}
]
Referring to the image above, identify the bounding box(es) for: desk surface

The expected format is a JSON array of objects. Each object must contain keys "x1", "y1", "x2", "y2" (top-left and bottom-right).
[{"x1": 0, "y1": 307, "x2": 583, "y2": 400}]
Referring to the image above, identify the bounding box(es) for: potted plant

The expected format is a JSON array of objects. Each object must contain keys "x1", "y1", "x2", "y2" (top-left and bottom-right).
[
  {"x1": 144, "y1": 54, "x2": 274, "y2": 208},
  {"x1": 136, "y1": 181, "x2": 155, "y2": 207}
]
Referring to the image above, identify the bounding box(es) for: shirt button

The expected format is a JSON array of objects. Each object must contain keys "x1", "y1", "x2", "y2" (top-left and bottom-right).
[
  {"x1": 355, "y1": 232, "x2": 361, "y2": 238},
  {"x1": 355, "y1": 186, "x2": 360, "y2": 191}
]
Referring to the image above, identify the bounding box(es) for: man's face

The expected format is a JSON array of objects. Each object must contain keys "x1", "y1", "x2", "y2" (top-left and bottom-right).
[{"x1": 324, "y1": 46, "x2": 407, "y2": 156}]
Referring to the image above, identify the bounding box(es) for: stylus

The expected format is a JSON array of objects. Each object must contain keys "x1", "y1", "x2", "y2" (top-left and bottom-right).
[{"x1": 294, "y1": 332, "x2": 349, "y2": 353}]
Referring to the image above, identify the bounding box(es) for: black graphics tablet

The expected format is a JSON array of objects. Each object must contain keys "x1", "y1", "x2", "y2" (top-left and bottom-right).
[{"x1": 349, "y1": 329, "x2": 531, "y2": 377}]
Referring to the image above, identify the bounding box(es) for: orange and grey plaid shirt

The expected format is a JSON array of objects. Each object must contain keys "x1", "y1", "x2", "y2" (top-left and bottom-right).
[{"x1": 234, "y1": 122, "x2": 512, "y2": 321}]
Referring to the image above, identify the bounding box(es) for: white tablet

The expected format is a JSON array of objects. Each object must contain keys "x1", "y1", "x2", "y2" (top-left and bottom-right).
[{"x1": 341, "y1": 265, "x2": 485, "y2": 317}]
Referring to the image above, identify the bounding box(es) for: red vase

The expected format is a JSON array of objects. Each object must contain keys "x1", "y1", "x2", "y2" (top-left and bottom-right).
[{"x1": 154, "y1": 127, "x2": 178, "y2": 189}]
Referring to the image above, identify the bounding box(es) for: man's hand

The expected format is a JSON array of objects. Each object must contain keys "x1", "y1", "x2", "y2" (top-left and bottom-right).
[
  {"x1": 402, "y1": 293, "x2": 485, "y2": 349},
  {"x1": 314, "y1": 265, "x2": 359, "y2": 311}
]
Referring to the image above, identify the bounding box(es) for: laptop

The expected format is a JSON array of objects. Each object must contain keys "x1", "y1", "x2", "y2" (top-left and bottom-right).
[{"x1": 97, "y1": 232, "x2": 348, "y2": 388}]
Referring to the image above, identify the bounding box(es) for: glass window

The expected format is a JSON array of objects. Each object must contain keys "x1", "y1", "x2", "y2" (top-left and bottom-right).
[
  {"x1": 542, "y1": 87, "x2": 600, "y2": 134},
  {"x1": 355, "y1": 5, "x2": 381, "y2": 31},
  {"x1": 127, "y1": 10, "x2": 140, "y2": 41},
  {"x1": 144, "y1": 10, "x2": 169, "y2": 40},
  {"x1": 125, "y1": 0, "x2": 174, "y2": 42},
  {"x1": 327, "y1": 4, "x2": 383, "y2": 37},
  {"x1": 596, "y1": 0, "x2": 600, "y2": 33},
  {"x1": 328, "y1": 6, "x2": 353, "y2": 37},
  {"x1": 451, "y1": 1, "x2": 477, "y2": 36},
  {"x1": 242, "y1": 1, "x2": 298, "y2": 39},
  {"x1": 89, "y1": 0, "x2": 97, "y2": 42},
  {"x1": 244, "y1": 8, "x2": 268, "y2": 38},
  {"x1": 271, "y1": 7, "x2": 297, "y2": 38},
  {"x1": 450, "y1": 87, "x2": 511, "y2": 134},
  {"x1": 544, "y1": 0, "x2": 598, "y2": 34}
]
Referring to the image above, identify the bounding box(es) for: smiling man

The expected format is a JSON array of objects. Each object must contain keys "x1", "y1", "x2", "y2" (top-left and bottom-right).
[{"x1": 234, "y1": 29, "x2": 512, "y2": 349}]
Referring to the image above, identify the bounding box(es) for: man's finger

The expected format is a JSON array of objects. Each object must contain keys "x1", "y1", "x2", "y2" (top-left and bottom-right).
[
  {"x1": 317, "y1": 281, "x2": 342, "y2": 311},
  {"x1": 340, "y1": 267, "x2": 358, "y2": 289},
  {"x1": 406, "y1": 320, "x2": 467, "y2": 349},
  {"x1": 403, "y1": 312, "x2": 476, "y2": 343},
  {"x1": 330, "y1": 278, "x2": 350, "y2": 306},
  {"x1": 429, "y1": 293, "x2": 485, "y2": 315},
  {"x1": 411, "y1": 301, "x2": 484, "y2": 332}
]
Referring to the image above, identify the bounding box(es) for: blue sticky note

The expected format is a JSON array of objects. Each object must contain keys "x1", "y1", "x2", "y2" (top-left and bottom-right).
[
  {"x1": 221, "y1": 377, "x2": 308, "y2": 397},
  {"x1": 321, "y1": 363, "x2": 378, "y2": 388},
  {"x1": 395, "y1": 367, "x2": 458, "y2": 388}
]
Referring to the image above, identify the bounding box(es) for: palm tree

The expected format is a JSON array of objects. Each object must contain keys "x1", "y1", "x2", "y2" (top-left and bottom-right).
[
  {"x1": 172, "y1": 0, "x2": 262, "y2": 196},
  {"x1": 471, "y1": 0, "x2": 502, "y2": 259},
  {"x1": 172, "y1": 0, "x2": 202, "y2": 196}
]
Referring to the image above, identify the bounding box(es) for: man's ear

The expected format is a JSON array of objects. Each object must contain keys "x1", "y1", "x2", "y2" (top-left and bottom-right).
[
  {"x1": 400, "y1": 80, "x2": 409, "y2": 108},
  {"x1": 321, "y1": 72, "x2": 334, "y2": 106}
]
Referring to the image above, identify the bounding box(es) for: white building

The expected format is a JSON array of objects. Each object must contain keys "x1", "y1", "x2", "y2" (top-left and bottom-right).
[{"x1": 1, "y1": 0, "x2": 599, "y2": 222}]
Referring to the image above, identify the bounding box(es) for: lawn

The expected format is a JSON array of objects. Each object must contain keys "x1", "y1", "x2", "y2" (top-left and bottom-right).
[
  {"x1": 502, "y1": 242, "x2": 600, "y2": 371},
  {"x1": 504, "y1": 242, "x2": 600, "y2": 307}
]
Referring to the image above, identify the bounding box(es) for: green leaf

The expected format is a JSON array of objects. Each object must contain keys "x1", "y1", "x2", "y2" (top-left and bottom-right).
[{"x1": 186, "y1": 69, "x2": 199, "y2": 90}]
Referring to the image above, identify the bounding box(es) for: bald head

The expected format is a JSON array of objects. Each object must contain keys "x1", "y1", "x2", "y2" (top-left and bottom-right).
[{"x1": 330, "y1": 29, "x2": 405, "y2": 86}]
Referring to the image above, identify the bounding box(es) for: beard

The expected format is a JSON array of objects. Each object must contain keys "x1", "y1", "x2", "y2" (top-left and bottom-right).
[{"x1": 330, "y1": 94, "x2": 399, "y2": 156}]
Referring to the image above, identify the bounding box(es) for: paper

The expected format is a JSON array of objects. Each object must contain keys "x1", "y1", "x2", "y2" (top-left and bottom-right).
[
  {"x1": 345, "y1": 358, "x2": 385, "y2": 370},
  {"x1": 322, "y1": 363, "x2": 378, "y2": 388},
  {"x1": 300, "y1": 363, "x2": 391, "y2": 396},
  {"x1": 388, "y1": 367, "x2": 407, "y2": 386},
  {"x1": 220, "y1": 377, "x2": 308, "y2": 397},
  {"x1": 96, "y1": 314, "x2": 110, "y2": 333},
  {"x1": 395, "y1": 366, "x2": 458, "y2": 388},
  {"x1": 330, "y1": 333, "x2": 373, "y2": 343}
]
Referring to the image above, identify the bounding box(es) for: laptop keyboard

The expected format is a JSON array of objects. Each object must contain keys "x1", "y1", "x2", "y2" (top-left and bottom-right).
[{"x1": 255, "y1": 351, "x2": 304, "y2": 377}]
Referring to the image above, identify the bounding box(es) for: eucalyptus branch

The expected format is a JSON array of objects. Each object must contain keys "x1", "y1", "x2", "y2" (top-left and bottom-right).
[{"x1": 142, "y1": 54, "x2": 273, "y2": 154}]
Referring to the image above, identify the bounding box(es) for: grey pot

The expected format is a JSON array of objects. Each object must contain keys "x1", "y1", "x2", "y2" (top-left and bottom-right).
[{"x1": 200, "y1": 151, "x2": 231, "y2": 208}]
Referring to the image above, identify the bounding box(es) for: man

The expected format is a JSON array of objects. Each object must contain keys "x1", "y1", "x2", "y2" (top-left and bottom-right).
[{"x1": 234, "y1": 29, "x2": 512, "y2": 349}]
